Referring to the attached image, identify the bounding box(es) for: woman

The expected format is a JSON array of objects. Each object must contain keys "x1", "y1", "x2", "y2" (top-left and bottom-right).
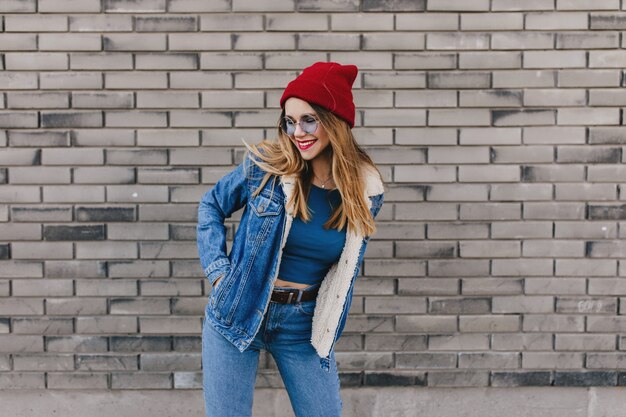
[{"x1": 197, "y1": 61, "x2": 384, "y2": 417}]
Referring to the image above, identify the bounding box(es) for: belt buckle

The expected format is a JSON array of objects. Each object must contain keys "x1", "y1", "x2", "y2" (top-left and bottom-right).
[{"x1": 286, "y1": 289, "x2": 303, "y2": 304}]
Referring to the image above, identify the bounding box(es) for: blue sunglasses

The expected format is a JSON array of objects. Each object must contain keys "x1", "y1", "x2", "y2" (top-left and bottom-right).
[{"x1": 279, "y1": 114, "x2": 320, "y2": 136}]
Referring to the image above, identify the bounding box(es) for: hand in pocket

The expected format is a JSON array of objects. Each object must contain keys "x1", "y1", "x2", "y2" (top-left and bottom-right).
[{"x1": 212, "y1": 275, "x2": 223, "y2": 290}]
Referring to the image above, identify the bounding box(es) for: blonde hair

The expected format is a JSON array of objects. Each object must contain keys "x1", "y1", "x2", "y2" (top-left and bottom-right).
[{"x1": 243, "y1": 103, "x2": 381, "y2": 237}]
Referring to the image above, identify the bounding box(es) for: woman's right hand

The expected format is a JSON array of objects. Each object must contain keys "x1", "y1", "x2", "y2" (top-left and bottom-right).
[{"x1": 212, "y1": 275, "x2": 223, "y2": 290}]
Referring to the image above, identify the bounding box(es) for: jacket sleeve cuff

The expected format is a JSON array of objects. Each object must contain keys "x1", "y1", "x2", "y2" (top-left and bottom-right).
[{"x1": 204, "y1": 258, "x2": 231, "y2": 286}]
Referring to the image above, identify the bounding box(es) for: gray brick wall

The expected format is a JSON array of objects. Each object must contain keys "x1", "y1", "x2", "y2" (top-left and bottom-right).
[{"x1": 1, "y1": 0, "x2": 625, "y2": 392}]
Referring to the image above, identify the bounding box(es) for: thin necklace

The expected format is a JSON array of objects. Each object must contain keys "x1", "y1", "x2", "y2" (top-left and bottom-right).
[{"x1": 313, "y1": 172, "x2": 333, "y2": 189}]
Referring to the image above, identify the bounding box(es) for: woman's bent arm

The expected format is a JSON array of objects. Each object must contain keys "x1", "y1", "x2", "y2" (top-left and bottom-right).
[{"x1": 197, "y1": 157, "x2": 250, "y2": 287}]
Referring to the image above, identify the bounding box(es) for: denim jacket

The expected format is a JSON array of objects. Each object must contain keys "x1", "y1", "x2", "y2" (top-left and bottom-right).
[{"x1": 197, "y1": 153, "x2": 384, "y2": 371}]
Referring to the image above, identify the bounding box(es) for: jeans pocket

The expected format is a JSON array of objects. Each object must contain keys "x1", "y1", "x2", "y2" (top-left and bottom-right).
[{"x1": 295, "y1": 299, "x2": 316, "y2": 317}]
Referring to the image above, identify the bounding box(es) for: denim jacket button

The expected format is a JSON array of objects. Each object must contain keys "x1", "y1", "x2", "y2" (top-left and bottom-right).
[{"x1": 258, "y1": 205, "x2": 265, "y2": 213}]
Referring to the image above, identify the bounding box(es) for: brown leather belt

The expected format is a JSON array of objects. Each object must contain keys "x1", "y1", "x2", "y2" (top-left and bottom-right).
[{"x1": 271, "y1": 286, "x2": 319, "y2": 304}]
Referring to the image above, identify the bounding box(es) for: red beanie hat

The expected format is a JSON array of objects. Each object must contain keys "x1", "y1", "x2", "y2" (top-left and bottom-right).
[{"x1": 280, "y1": 61, "x2": 358, "y2": 128}]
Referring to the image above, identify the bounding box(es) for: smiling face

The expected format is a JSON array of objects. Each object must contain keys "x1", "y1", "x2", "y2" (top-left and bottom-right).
[{"x1": 283, "y1": 97, "x2": 331, "y2": 162}]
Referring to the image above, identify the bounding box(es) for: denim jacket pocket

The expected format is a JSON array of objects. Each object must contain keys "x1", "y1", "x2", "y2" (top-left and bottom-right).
[
  {"x1": 210, "y1": 266, "x2": 232, "y2": 309},
  {"x1": 295, "y1": 300, "x2": 316, "y2": 317},
  {"x1": 211, "y1": 274, "x2": 224, "y2": 291},
  {"x1": 249, "y1": 194, "x2": 282, "y2": 217},
  {"x1": 246, "y1": 195, "x2": 283, "y2": 247}
]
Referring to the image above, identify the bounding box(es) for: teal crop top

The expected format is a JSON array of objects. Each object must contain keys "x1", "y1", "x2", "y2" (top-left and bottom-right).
[{"x1": 277, "y1": 184, "x2": 347, "y2": 285}]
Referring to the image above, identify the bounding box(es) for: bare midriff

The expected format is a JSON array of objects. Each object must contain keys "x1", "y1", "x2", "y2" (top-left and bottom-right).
[
  {"x1": 274, "y1": 277, "x2": 311, "y2": 289},
  {"x1": 213, "y1": 276, "x2": 310, "y2": 290}
]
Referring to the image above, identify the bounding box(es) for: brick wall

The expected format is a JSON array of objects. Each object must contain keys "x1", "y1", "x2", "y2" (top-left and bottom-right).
[{"x1": 1, "y1": 0, "x2": 626, "y2": 391}]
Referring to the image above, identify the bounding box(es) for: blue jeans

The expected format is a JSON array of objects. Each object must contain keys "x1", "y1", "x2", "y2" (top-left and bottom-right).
[{"x1": 202, "y1": 283, "x2": 343, "y2": 417}]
